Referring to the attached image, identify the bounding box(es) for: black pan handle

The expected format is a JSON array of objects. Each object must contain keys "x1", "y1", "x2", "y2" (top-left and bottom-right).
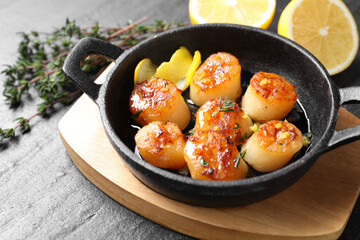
[
  {"x1": 326, "y1": 87, "x2": 360, "y2": 151},
  {"x1": 62, "y1": 37, "x2": 124, "y2": 102}
]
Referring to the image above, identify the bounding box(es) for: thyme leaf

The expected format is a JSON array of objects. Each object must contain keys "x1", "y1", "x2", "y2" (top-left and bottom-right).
[
  {"x1": 131, "y1": 110, "x2": 143, "y2": 119},
  {"x1": 234, "y1": 155, "x2": 240, "y2": 168},
  {"x1": 240, "y1": 149, "x2": 247, "y2": 159},
  {"x1": 241, "y1": 133, "x2": 249, "y2": 140},
  {"x1": 232, "y1": 122, "x2": 240, "y2": 129},
  {"x1": 200, "y1": 158, "x2": 209, "y2": 167}
]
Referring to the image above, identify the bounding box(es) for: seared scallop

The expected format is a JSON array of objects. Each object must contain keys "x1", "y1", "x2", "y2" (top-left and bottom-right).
[
  {"x1": 190, "y1": 52, "x2": 241, "y2": 106},
  {"x1": 129, "y1": 77, "x2": 191, "y2": 130},
  {"x1": 135, "y1": 121, "x2": 187, "y2": 170},
  {"x1": 241, "y1": 120, "x2": 303, "y2": 172},
  {"x1": 241, "y1": 72, "x2": 297, "y2": 122},
  {"x1": 184, "y1": 131, "x2": 248, "y2": 181},
  {"x1": 194, "y1": 97, "x2": 253, "y2": 145}
]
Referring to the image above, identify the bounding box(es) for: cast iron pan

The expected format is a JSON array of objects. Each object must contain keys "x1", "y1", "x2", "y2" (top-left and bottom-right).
[{"x1": 63, "y1": 24, "x2": 360, "y2": 207}]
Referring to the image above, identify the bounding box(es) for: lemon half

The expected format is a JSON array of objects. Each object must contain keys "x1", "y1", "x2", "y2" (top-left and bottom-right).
[
  {"x1": 278, "y1": 0, "x2": 359, "y2": 75},
  {"x1": 189, "y1": 0, "x2": 276, "y2": 29}
]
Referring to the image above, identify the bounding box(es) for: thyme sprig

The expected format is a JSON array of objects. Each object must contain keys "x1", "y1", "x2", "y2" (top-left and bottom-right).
[
  {"x1": 1, "y1": 18, "x2": 187, "y2": 143},
  {"x1": 212, "y1": 96, "x2": 236, "y2": 117},
  {"x1": 219, "y1": 96, "x2": 236, "y2": 112}
]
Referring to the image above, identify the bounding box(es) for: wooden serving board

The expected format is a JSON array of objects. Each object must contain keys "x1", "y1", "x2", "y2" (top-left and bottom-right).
[{"x1": 58, "y1": 65, "x2": 360, "y2": 240}]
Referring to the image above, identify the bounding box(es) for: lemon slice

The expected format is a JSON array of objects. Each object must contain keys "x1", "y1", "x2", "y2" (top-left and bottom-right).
[
  {"x1": 175, "y1": 50, "x2": 201, "y2": 90},
  {"x1": 154, "y1": 46, "x2": 200, "y2": 91},
  {"x1": 134, "y1": 58, "x2": 157, "y2": 84},
  {"x1": 134, "y1": 47, "x2": 201, "y2": 90},
  {"x1": 154, "y1": 47, "x2": 193, "y2": 82},
  {"x1": 278, "y1": 0, "x2": 359, "y2": 75},
  {"x1": 189, "y1": 0, "x2": 276, "y2": 29}
]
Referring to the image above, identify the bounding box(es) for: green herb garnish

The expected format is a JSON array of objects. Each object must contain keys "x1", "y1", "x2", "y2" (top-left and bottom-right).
[
  {"x1": 234, "y1": 155, "x2": 240, "y2": 168},
  {"x1": 240, "y1": 149, "x2": 247, "y2": 159},
  {"x1": 232, "y1": 122, "x2": 240, "y2": 129},
  {"x1": 131, "y1": 110, "x2": 143, "y2": 119},
  {"x1": 200, "y1": 158, "x2": 209, "y2": 167},
  {"x1": 218, "y1": 96, "x2": 235, "y2": 112},
  {"x1": 241, "y1": 133, "x2": 249, "y2": 140}
]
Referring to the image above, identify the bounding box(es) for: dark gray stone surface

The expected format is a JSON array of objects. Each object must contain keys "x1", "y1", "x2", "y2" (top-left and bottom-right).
[{"x1": 0, "y1": 0, "x2": 358, "y2": 239}]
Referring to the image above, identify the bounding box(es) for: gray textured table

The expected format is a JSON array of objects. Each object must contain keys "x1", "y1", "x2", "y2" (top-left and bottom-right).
[{"x1": 1, "y1": 0, "x2": 359, "y2": 239}]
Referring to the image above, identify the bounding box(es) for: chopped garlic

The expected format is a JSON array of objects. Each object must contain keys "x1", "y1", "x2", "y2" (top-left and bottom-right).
[
  {"x1": 260, "y1": 78, "x2": 271, "y2": 85},
  {"x1": 279, "y1": 132, "x2": 290, "y2": 140},
  {"x1": 250, "y1": 123, "x2": 258, "y2": 132},
  {"x1": 303, "y1": 136, "x2": 311, "y2": 147}
]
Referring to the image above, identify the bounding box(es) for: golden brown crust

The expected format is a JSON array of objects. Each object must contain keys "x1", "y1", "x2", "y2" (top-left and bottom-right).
[
  {"x1": 192, "y1": 52, "x2": 241, "y2": 91},
  {"x1": 250, "y1": 72, "x2": 297, "y2": 102},
  {"x1": 129, "y1": 77, "x2": 183, "y2": 126},
  {"x1": 185, "y1": 131, "x2": 242, "y2": 181},
  {"x1": 257, "y1": 120, "x2": 300, "y2": 149},
  {"x1": 194, "y1": 98, "x2": 249, "y2": 145},
  {"x1": 135, "y1": 121, "x2": 185, "y2": 155},
  {"x1": 135, "y1": 121, "x2": 187, "y2": 169}
]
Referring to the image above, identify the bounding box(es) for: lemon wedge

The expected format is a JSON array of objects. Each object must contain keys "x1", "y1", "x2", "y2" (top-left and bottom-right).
[
  {"x1": 189, "y1": 0, "x2": 276, "y2": 29},
  {"x1": 278, "y1": 0, "x2": 359, "y2": 75},
  {"x1": 134, "y1": 58, "x2": 157, "y2": 85}
]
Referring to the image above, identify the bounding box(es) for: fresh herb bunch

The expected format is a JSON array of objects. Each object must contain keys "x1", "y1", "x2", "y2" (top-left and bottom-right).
[{"x1": 0, "y1": 17, "x2": 187, "y2": 143}]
